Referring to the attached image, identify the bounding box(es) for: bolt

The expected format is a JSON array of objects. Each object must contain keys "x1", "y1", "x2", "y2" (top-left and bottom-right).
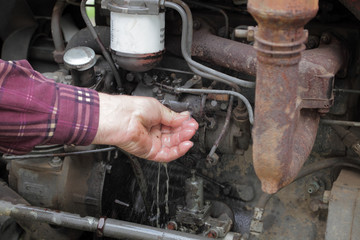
[
  {"x1": 210, "y1": 100, "x2": 218, "y2": 107},
  {"x1": 152, "y1": 86, "x2": 160, "y2": 93},
  {"x1": 193, "y1": 20, "x2": 201, "y2": 30},
  {"x1": 307, "y1": 181, "x2": 320, "y2": 194},
  {"x1": 306, "y1": 35, "x2": 320, "y2": 49},
  {"x1": 166, "y1": 221, "x2": 177, "y2": 230},
  {"x1": 126, "y1": 73, "x2": 135, "y2": 82},
  {"x1": 48, "y1": 156, "x2": 63, "y2": 168},
  {"x1": 206, "y1": 153, "x2": 219, "y2": 166},
  {"x1": 320, "y1": 33, "x2": 331, "y2": 44},
  {"x1": 247, "y1": 26, "x2": 255, "y2": 42},
  {"x1": 207, "y1": 230, "x2": 218, "y2": 238},
  {"x1": 220, "y1": 103, "x2": 228, "y2": 110},
  {"x1": 106, "y1": 164, "x2": 112, "y2": 174}
]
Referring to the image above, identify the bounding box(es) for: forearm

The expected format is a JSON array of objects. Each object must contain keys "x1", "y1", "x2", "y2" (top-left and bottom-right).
[{"x1": 0, "y1": 59, "x2": 99, "y2": 154}]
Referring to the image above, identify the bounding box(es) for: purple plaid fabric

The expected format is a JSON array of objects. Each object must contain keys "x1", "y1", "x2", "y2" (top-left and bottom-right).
[{"x1": 0, "y1": 59, "x2": 99, "y2": 154}]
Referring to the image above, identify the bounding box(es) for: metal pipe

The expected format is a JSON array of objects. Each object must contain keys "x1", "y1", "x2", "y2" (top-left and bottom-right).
[
  {"x1": 51, "y1": 0, "x2": 67, "y2": 63},
  {"x1": 175, "y1": 87, "x2": 254, "y2": 124},
  {"x1": 207, "y1": 95, "x2": 234, "y2": 162},
  {"x1": 2, "y1": 147, "x2": 116, "y2": 160},
  {"x1": 0, "y1": 200, "x2": 208, "y2": 240},
  {"x1": 333, "y1": 89, "x2": 360, "y2": 94},
  {"x1": 164, "y1": 1, "x2": 255, "y2": 89},
  {"x1": 190, "y1": 24, "x2": 345, "y2": 81},
  {"x1": 320, "y1": 119, "x2": 360, "y2": 127},
  {"x1": 80, "y1": 0, "x2": 123, "y2": 91},
  {"x1": 248, "y1": 0, "x2": 320, "y2": 194}
]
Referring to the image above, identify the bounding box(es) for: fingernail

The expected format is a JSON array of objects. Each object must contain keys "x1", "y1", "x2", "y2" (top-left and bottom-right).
[{"x1": 180, "y1": 111, "x2": 189, "y2": 116}]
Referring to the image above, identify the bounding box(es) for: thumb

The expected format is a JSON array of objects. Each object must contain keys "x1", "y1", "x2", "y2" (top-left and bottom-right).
[{"x1": 160, "y1": 106, "x2": 190, "y2": 127}]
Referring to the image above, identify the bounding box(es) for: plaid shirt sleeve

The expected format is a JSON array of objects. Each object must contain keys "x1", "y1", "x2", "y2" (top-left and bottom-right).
[{"x1": 0, "y1": 59, "x2": 99, "y2": 155}]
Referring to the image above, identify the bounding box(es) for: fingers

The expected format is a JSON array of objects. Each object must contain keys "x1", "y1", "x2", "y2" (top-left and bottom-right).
[
  {"x1": 160, "y1": 107, "x2": 191, "y2": 128},
  {"x1": 151, "y1": 141, "x2": 194, "y2": 162}
]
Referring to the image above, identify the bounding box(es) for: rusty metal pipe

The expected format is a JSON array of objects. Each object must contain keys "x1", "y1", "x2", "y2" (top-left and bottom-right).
[
  {"x1": 191, "y1": 26, "x2": 345, "y2": 80},
  {"x1": 248, "y1": 0, "x2": 320, "y2": 194}
]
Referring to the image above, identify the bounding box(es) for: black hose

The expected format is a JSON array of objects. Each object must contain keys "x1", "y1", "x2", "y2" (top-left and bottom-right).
[{"x1": 80, "y1": 0, "x2": 123, "y2": 91}]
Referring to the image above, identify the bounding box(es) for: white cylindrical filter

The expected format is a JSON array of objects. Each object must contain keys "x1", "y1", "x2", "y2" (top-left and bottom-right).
[{"x1": 110, "y1": 12, "x2": 165, "y2": 54}]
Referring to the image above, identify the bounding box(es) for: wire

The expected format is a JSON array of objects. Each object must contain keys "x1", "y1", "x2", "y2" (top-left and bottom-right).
[
  {"x1": 2, "y1": 147, "x2": 116, "y2": 160},
  {"x1": 80, "y1": 0, "x2": 123, "y2": 91}
]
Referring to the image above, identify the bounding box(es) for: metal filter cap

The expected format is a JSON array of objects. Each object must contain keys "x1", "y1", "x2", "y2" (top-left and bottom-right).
[{"x1": 63, "y1": 46, "x2": 96, "y2": 71}]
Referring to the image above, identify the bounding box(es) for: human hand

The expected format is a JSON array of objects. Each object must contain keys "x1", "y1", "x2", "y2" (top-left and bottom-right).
[{"x1": 92, "y1": 93, "x2": 198, "y2": 162}]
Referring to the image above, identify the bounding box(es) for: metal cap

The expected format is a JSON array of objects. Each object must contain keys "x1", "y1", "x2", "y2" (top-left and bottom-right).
[{"x1": 63, "y1": 46, "x2": 96, "y2": 71}]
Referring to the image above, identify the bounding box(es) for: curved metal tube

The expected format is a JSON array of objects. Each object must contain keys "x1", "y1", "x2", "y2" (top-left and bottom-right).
[{"x1": 164, "y1": 1, "x2": 255, "y2": 89}]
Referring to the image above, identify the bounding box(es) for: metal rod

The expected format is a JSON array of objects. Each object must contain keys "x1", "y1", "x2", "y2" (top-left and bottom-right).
[
  {"x1": 153, "y1": 67, "x2": 194, "y2": 75},
  {"x1": 333, "y1": 89, "x2": 360, "y2": 94},
  {"x1": 207, "y1": 95, "x2": 234, "y2": 162},
  {"x1": 51, "y1": 0, "x2": 67, "y2": 63},
  {"x1": 0, "y1": 200, "x2": 208, "y2": 240},
  {"x1": 175, "y1": 87, "x2": 254, "y2": 124},
  {"x1": 2, "y1": 147, "x2": 116, "y2": 160},
  {"x1": 320, "y1": 119, "x2": 360, "y2": 127}
]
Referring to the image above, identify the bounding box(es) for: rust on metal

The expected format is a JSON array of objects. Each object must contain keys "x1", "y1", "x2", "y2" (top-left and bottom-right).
[
  {"x1": 191, "y1": 26, "x2": 257, "y2": 76},
  {"x1": 190, "y1": 22, "x2": 344, "y2": 82},
  {"x1": 248, "y1": 0, "x2": 320, "y2": 194}
]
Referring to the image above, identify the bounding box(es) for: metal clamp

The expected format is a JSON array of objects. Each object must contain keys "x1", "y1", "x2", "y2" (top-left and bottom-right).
[{"x1": 102, "y1": 0, "x2": 164, "y2": 14}]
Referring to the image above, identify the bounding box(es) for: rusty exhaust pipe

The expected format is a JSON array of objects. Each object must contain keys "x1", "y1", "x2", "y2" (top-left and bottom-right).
[{"x1": 248, "y1": 0, "x2": 320, "y2": 193}]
